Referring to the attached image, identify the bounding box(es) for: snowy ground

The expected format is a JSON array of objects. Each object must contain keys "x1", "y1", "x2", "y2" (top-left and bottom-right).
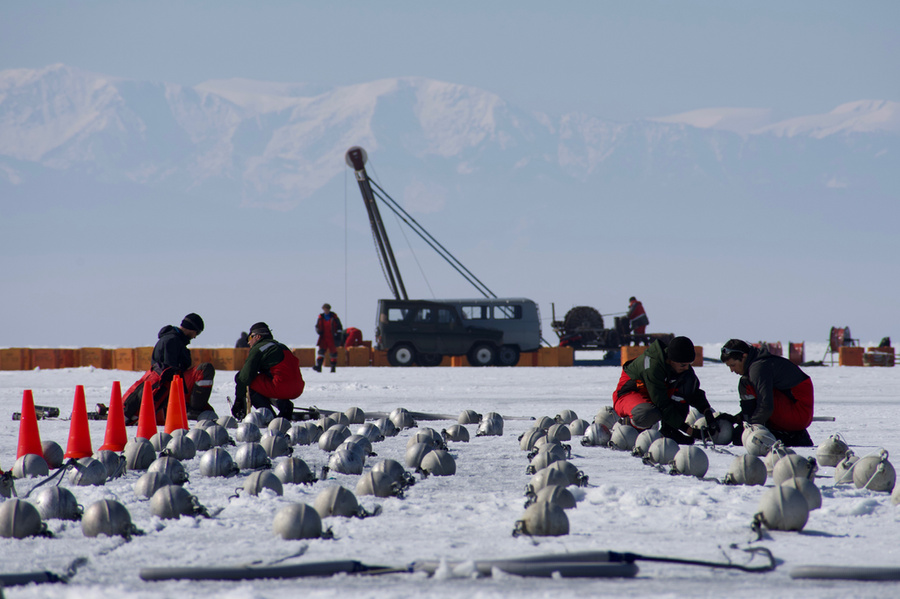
[{"x1": 1, "y1": 347, "x2": 899, "y2": 598}]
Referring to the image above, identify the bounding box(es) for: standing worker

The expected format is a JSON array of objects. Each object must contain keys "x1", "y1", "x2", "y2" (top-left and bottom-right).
[
  {"x1": 314, "y1": 303, "x2": 343, "y2": 373},
  {"x1": 612, "y1": 336, "x2": 719, "y2": 445},
  {"x1": 627, "y1": 297, "x2": 649, "y2": 345},
  {"x1": 232, "y1": 322, "x2": 305, "y2": 420},
  {"x1": 720, "y1": 339, "x2": 814, "y2": 447},
  {"x1": 123, "y1": 313, "x2": 215, "y2": 424}
]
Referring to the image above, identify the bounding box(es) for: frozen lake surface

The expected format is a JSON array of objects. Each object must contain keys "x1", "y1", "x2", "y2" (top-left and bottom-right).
[{"x1": 1, "y1": 356, "x2": 899, "y2": 598}]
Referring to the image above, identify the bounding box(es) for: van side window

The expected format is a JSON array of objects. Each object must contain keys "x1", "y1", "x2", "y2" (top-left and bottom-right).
[
  {"x1": 414, "y1": 308, "x2": 433, "y2": 323},
  {"x1": 461, "y1": 306, "x2": 486, "y2": 320},
  {"x1": 437, "y1": 309, "x2": 455, "y2": 324},
  {"x1": 492, "y1": 305, "x2": 522, "y2": 319},
  {"x1": 387, "y1": 308, "x2": 408, "y2": 322}
]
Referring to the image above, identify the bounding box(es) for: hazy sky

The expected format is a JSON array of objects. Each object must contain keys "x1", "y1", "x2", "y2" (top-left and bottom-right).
[
  {"x1": 2, "y1": 1, "x2": 897, "y2": 121},
  {"x1": 1, "y1": 1, "x2": 897, "y2": 350}
]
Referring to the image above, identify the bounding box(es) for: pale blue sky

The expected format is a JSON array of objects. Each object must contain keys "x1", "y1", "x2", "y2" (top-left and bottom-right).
[{"x1": 2, "y1": 1, "x2": 897, "y2": 121}]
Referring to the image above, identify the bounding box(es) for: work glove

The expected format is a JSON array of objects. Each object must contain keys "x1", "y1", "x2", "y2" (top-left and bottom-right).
[
  {"x1": 230, "y1": 396, "x2": 247, "y2": 421},
  {"x1": 703, "y1": 409, "x2": 719, "y2": 436}
]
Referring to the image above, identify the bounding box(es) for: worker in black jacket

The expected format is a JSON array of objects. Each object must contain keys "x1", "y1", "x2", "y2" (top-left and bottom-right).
[{"x1": 123, "y1": 313, "x2": 215, "y2": 424}]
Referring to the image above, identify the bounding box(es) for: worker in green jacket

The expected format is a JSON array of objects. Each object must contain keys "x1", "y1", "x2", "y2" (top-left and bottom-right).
[
  {"x1": 232, "y1": 322, "x2": 305, "y2": 420},
  {"x1": 611, "y1": 336, "x2": 718, "y2": 444}
]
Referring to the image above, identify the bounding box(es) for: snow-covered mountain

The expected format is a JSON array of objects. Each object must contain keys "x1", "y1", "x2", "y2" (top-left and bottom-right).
[{"x1": 2, "y1": 63, "x2": 897, "y2": 211}]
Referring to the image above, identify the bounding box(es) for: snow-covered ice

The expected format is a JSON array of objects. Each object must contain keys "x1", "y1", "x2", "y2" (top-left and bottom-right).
[{"x1": 1, "y1": 349, "x2": 899, "y2": 598}]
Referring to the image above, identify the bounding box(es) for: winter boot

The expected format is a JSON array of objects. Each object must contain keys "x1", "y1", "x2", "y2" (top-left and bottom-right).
[
  {"x1": 771, "y1": 428, "x2": 814, "y2": 447},
  {"x1": 313, "y1": 357, "x2": 323, "y2": 373},
  {"x1": 330, "y1": 364, "x2": 336, "y2": 373},
  {"x1": 660, "y1": 423, "x2": 695, "y2": 445}
]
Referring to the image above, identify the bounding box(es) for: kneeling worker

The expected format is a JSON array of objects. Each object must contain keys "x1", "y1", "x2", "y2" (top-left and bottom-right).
[
  {"x1": 612, "y1": 336, "x2": 718, "y2": 444},
  {"x1": 232, "y1": 322, "x2": 305, "y2": 420},
  {"x1": 720, "y1": 339, "x2": 814, "y2": 447}
]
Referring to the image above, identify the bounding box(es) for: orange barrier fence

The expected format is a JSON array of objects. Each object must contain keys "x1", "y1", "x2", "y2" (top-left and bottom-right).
[{"x1": 0, "y1": 346, "x2": 575, "y2": 370}]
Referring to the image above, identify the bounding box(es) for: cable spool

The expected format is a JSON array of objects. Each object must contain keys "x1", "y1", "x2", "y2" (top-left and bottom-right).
[
  {"x1": 357, "y1": 470, "x2": 402, "y2": 498},
  {"x1": 458, "y1": 409, "x2": 481, "y2": 425},
  {"x1": 33, "y1": 486, "x2": 82, "y2": 521},
  {"x1": 12, "y1": 454, "x2": 49, "y2": 479},
  {"x1": 244, "y1": 470, "x2": 284, "y2": 497},
  {"x1": 534, "y1": 416, "x2": 555, "y2": 431},
  {"x1": 329, "y1": 448, "x2": 365, "y2": 475},
  {"x1": 763, "y1": 442, "x2": 795, "y2": 474},
  {"x1": 82, "y1": 499, "x2": 135, "y2": 538},
  {"x1": 405, "y1": 442, "x2": 432, "y2": 469},
  {"x1": 514, "y1": 500, "x2": 569, "y2": 537},
  {"x1": 69, "y1": 457, "x2": 108, "y2": 487},
  {"x1": 41, "y1": 440, "x2": 65, "y2": 469},
  {"x1": 236, "y1": 422, "x2": 262, "y2": 444},
  {"x1": 647, "y1": 438, "x2": 679, "y2": 466},
  {"x1": 95, "y1": 449, "x2": 126, "y2": 480},
  {"x1": 164, "y1": 435, "x2": 197, "y2": 461},
  {"x1": 318, "y1": 425, "x2": 351, "y2": 452},
  {"x1": 610, "y1": 423, "x2": 639, "y2": 451},
  {"x1": 442, "y1": 424, "x2": 469, "y2": 442},
  {"x1": 724, "y1": 454, "x2": 767, "y2": 486},
  {"x1": 134, "y1": 471, "x2": 174, "y2": 499},
  {"x1": 555, "y1": 409, "x2": 578, "y2": 425},
  {"x1": 547, "y1": 460, "x2": 587, "y2": 487},
  {"x1": 206, "y1": 424, "x2": 233, "y2": 448},
  {"x1": 853, "y1": 450, "x2": 896, "y2": 493},
  {"x1": 261, "y1": 435, "x2": 293, "y2": 459},
  {"x1": 772, "y1": 454, "x2": 818, "y2": 485},
  {"x1": 673, "y1": 446, "x2": 709, "y2": 478},
  {"x1": 477, "y1": 412, "x2": 504, "y2": 437},
  {"x1": 344, "y1": 407, "x2": 366, "y2": 424},
  {"x1": 755, "y1": 485, "x2": 809, "y2": 531},
  {"x1": 355, "y1": 423, "x2": 384, "y2": 443},
  {"x1": 520, "y1": 428, "x2": 546, "y2": 451},
  {"x1": 274, "y1": 457, "x2": 316, "y2": 485},
  {"x1": 633, "y1": 429, "x2": 662, "y2": 457},
  {"x1": 389, "y1": 407, "x2": 416, "y2": 430},
  {"x1": 816, "y1": 433, "x2": 851, "y2": 467},
  {"x1": 834, "y1": 453, "x2": 859, "y2": 484},
  {"x1": 594, "y1": 406, "x2": 619, "y2": 429},
  {"x1": 268, "y1": 417, "x2": 293, "y2": 435},
  {"x1": 148, "y1": 456, "x2": 188, "y2": 484},
  {"x1": 527, "y1": 466, "x2": 572, "y2": 495},
  {"x1": 743, "y1": 426, "x2": 777, "y2": 457},
  {"x1": 150, "y1": 432, "x2": 172, "y2": 452},
  {"x1": 314, "y1": 485, "x2": 361, "y2": 518},
  {"x1": 0, "y1": 499, "x2": 44, "y2": 539},
  {"x1": 420, "y1": 449, "x2": 456, "y2": 476},
  {"x1": 781, "y1": 477, "x2": 822, "y2": 510},
  {"x1": 273, "y1": 504, "x2": 323, "y2": 540},
  {"x1": 186, "y1": 427, "x2": 213, "y2": 452},
  {"x1": 199, "y1": 447, "x2": 238, "y2": 478},
  {"x1": 217, "y1": 414, "x2": 238, "y2": 429},
  {"x1": 234, "y1": 443, "x2": 271, "y2": 471},
  {"x1": 151, "y1": 484, "x2": 201, "y2": 518},
  {"x1": 582, "y1": 423, "x2": 612, "y2": 447},
  {"x1": 375, "y1": 417, "x2": 398, "y2": 437},
  {"x1": 568, "y1": 419, "x2": 589, "y2": 436},
  {"x1": 534, "y1": 485, "x2": 577, "y2": 510},
  {"x1": 546, "y1": 423, "x2": 571, "y2": 443}
]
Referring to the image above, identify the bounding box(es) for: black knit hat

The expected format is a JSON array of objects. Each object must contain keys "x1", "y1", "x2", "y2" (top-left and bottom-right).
[
  {"x1": 181, "y1": 313, "x2": 204, "y2": 333},
  {"x1": 249, "y1": 321, "x2": 272, "y2": 337},
  {"x1": 667, "y1": 336, "x2": 696, "y2": 363}
]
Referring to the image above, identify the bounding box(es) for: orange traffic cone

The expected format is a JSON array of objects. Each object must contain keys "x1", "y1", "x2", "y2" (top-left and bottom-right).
[
  {"x1": 164, "y1": 375, "x2": 188, "y2": 434},
  {"x1": 16, "y1": 390, "x2": 44, "y2": 459},
  {"x1": 136, "y1": 381, "x2": 158, "y2": 441},
  {"x1": 99, "y1": 381, "x2": 127, "y2": 452},
  {"x1": 64, "y1": 385, "x2": 93, "y2": 459}
]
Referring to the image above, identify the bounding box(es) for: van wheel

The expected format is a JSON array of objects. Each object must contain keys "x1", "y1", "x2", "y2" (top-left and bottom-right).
[
  {"x1": 388, "y1": 344, "x2": 417, "y2": 367},
  {"x1": 467, "y1": 343, "x2": 497, "y2": 367},
  {"x1": 416, "y1": 353, "x2": 443, "y2": 367},
  {"x1": 496, "y1": 345, "x2": 520, "y2": 366}
]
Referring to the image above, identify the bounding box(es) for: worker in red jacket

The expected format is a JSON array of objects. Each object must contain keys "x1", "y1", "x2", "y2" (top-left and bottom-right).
[
  {"x1": 314, "y1": 303, "x2": 343, "y2": 373},
  {"x1": 720, "y1": 339, "x2": 814, "y2": 447},
  {"x1": 626, "y1": 297, "x2": 649, "y2": 345}
]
